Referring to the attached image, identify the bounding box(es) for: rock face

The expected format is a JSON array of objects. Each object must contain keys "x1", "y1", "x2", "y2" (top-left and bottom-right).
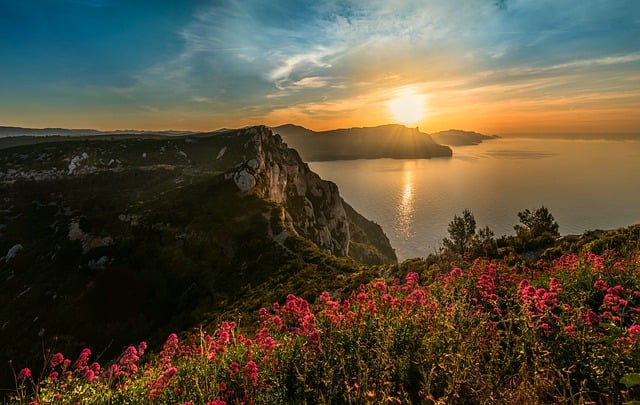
[{"x1": 226, "y1": 126, "x2": 393, "y2": 261}]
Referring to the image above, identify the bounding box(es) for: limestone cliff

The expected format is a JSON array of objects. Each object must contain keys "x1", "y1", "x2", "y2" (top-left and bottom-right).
[{"x1": 225, "y1": 125, "x2": 395, "y2": 263}]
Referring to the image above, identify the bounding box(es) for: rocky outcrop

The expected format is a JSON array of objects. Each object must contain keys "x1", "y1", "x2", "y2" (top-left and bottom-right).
[{"x1": 226, "y1": 126, "x2": 395, "y2": 263}]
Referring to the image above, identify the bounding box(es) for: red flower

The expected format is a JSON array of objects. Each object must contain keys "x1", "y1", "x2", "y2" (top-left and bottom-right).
[
  {"x1": 73, "y1": 348, "x2": 92, "y2": 370},
  {"x1": 84, "y1": 369, "x2": 97, "y2": 382},
  {"x1": 138, "y1": 341, "x2": 148, "y2": 356},
  {"x1": 628, "y1": 324, "x2": 640, "y2": 336},
  {"x1": 50, "y1": 352, "x2": 64, "y2": 368},
  {"x1": 449, "y1": 268, "x2": 463, "y2": 278},
  {"x1": 17, "y1": 368, "x2": 32, "y2": 381},
  {"x1": 584, "y1": 310, "x2": 601, "y2": 325},
  {"x1": 245, "y1": 360, "x2": 259, "y2": 386}
]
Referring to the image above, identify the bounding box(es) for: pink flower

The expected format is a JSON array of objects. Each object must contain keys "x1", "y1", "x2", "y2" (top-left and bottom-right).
[
  {"x1": 160, "y1": 333, "x2": 179, "y2": 368},
  {"x1": 50, "y1": 352, "x2": 64, "y2": 368},
  {"x1": 84, "y1": 369, "x2": 97, "y2": 382},
  {"x1": 584, "y1": 310, "x2": 601, "y2": 325},
  {"x1": 73, "y1": 348, "x2": 92, "y2": 370},
  {"x1": 108, "y1": 364, "x2": 119, "y2": 376},
  {"x1": 149, "y1": 367, "x2": 178, "y2": 399},
  {"x1": 403, "y1": 272, "x2": 420, "y2": 290},
  {"x1": 229, "y1": 361, "x2": 240, "y2": 374},
  {"x1": 373, "y1": 281, "x2": 387, "y2": 291},
  {"x1": 548, "y1": 278, "x2": 562, "y2": 294},
  {"x1": 17, "y1": 368, "x2": 32, "y2": 380},
  {"x1": 449, "y1": 268, "x2": 463, "y2": 278},
  {"x1": 245, "y1": 360, "x2": 259, "y2": 386},
  {"x1": 138, "y1": 341, "x2": 148, "y2": 356},
  {"x1": 628, "y1": 325, "x2": 640, "y2": 336},
  {"x1": 207, "y1": 400, "x2": 227, "y2": 405}
]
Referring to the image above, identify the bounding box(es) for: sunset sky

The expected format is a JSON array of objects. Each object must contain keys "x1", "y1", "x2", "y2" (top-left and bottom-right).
[{"x1": 1, "y1": 0, "x2": 639, "y2": 135}]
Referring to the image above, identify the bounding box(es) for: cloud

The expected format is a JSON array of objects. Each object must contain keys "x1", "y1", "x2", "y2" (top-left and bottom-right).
[
  {"x1": 268, "y1": 49, "x2": 335, "y2": 89},
  {"x1": 121, "y1": 0, "x2": 640, "y2": 131}
]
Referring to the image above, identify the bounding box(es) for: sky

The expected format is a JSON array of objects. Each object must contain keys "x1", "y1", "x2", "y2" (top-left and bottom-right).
[{"x1": 1, "y1": 0, "x2": 639, "y2": 135}]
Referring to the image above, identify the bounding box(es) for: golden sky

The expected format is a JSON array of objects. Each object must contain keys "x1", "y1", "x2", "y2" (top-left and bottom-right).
[{"x1": 1, "y1": 1, "x2": 639, "y2": 136}]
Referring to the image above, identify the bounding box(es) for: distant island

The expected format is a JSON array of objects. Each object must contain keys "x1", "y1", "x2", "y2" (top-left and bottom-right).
[
  {"x1": 273, "y1": 124, "x2": 453, "y2": 161},
  {"x1": 430, "y1": 129, "x2": 500, "y2": 146}
]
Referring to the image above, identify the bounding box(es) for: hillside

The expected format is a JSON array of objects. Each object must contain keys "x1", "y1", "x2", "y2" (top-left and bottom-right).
[
  {"x1": 0, "y1": 126, "x2": 396, "y2": 390},
  {"x1": 8, "y1": 225, "x2": 640, "y2": 404},
  {"x1": 273, "y1": 124, "x2": 452, "y2": 161}
]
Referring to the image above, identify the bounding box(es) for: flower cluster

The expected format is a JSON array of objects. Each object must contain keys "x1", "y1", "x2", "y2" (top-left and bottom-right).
[{"x1": 11, "y1": 250, "x2": 640, "y2": 404}]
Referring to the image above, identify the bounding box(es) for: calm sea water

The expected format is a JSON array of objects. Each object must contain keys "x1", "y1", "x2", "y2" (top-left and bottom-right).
[{"x1": 308, "y1": 138, "x2": 640, "y2": 261}]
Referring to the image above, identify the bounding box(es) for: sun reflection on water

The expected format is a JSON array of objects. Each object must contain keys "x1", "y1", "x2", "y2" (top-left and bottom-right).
[{"x1": 395, "y1": 162, "x2": 416, "y2": 240}]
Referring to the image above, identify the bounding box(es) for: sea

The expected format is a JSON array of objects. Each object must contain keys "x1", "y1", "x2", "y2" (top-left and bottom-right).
[{"x1": 308, "y1": 137, "x2": 640, "y2": 261}]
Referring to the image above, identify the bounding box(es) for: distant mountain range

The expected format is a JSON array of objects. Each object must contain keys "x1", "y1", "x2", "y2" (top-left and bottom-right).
[
  {"x1": 0, "y1": 126, "x2": 194, "y2": 137},
  {"x1": 0, "y1": 124, "x2": 500, "y2": 159},
  {"x1": 0, "y1": 126, "x2": 198, "y2": 150}
]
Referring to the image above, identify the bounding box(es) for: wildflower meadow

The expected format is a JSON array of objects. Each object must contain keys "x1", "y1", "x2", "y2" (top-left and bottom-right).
[{"x1": 10, "y1": 249, "x2": 640, "y2": 404}]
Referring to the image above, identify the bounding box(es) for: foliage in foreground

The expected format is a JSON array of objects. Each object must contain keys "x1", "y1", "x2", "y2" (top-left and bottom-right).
[{"x1": 10, "y1": 249, "x2": 640, "y2": 404}]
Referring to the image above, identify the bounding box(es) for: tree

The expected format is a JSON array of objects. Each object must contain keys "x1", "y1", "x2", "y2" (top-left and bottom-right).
[
  {"x1": 514, "y1": 206, "x2": 560, "y2": 250},
  {"x1": 473, "y1": 225, "x2": 497, "y2": 257},
  {"x1": 443, "y1": 209, "x2": 477, "y2": 254}
]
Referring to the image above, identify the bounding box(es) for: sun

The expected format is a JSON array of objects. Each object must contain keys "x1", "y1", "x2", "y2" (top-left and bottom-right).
[{"x1": 387, "y1": 89, "x2": 427, "y2": 126}]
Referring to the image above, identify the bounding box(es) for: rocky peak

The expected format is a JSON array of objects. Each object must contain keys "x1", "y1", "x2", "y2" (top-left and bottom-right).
[{"x1": 226, "y1": 125, "x2": 352, "y2": 257}]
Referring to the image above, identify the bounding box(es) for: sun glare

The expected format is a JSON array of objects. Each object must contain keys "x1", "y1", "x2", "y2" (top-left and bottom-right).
[{"x1": 387, "y1": 89, "x2": 427, "y2": 126}]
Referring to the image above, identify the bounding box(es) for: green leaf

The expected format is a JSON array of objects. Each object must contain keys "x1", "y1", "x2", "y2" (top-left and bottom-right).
[
  {"x1": 620, "y1": 373, "x2": 640, "y2": 387},
  {"x1": 622, "y1": 401, "x2": 640, "y2": 405}
]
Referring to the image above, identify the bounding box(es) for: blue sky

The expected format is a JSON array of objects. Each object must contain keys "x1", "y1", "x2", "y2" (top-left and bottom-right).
[{"x1": 1, "y1": 0, "x2": 639, "y2": 134}]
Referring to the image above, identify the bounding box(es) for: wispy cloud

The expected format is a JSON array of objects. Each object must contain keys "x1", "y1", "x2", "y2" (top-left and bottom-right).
[
  {"x1": 268, "y1": 49, "x2": 336, "y2": 89},
  {"x1": 23, "y1": 0, "x2": 637, "y2": 132}
]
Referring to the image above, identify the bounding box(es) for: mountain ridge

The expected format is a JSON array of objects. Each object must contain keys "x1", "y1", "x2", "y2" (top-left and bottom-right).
[{"x1": 273, "y1": 123, "x2": 453, "y2": 161}]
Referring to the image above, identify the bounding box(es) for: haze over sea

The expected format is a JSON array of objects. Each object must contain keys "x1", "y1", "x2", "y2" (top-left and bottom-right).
[{"x1": 309, "y1": 137, "x2": 640, "y2": 261}]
